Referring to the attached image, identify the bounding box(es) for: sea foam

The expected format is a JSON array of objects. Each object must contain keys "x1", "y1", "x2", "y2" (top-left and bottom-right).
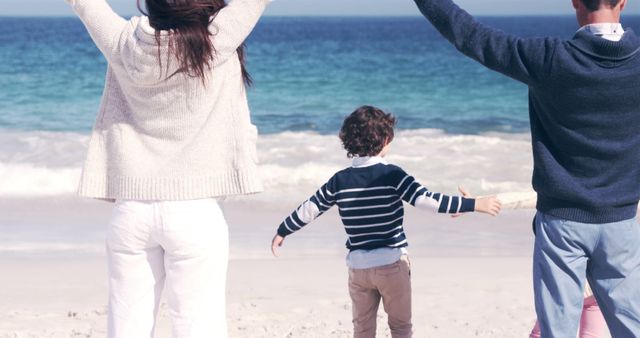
[{"x1": 0, "y1": 129, "x2": 535, "y2": 202}]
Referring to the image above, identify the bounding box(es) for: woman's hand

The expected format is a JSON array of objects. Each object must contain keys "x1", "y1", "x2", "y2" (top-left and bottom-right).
[{"x1": 271, "y1": 234, "x2": 285, "y2": 257}]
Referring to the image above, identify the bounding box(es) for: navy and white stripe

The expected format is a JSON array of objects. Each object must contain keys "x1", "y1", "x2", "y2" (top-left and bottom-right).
[
  {"x1": 279, "y1": 182, "x2": 336, "y2": 234},
  {"x1": 277, "y1": 159, "x2": 475, "y2": 251}
]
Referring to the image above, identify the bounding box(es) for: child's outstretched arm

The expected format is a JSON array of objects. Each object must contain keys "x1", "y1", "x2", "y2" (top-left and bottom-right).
[
  {"x1": 271, "y1": 180, "x2": 337, "y2": 256},
  {"x1": 396, "y1": 172, "x2": 501, "y2": 216},
  {"x1": 456, "y1": 186, "x2": 502, "y2": 216}
]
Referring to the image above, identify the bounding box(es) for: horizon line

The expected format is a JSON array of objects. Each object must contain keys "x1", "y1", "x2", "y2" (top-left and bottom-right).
[{"x1": 5, "y1": 13, "x2": 640, "y2": 18}]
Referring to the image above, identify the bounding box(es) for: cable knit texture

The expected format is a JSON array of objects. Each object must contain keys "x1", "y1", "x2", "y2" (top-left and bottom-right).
[{"x1": 67, "y1": 0, "x2": 268, "y2": 200}]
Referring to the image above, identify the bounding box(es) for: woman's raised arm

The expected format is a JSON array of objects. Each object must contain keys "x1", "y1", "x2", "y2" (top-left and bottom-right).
[
  {"x1": 209, "y1": 0, "x2": 271, "y2": 65},
  {"x1": 66, "y1": 0, "x2": 127, "y2": 61}
]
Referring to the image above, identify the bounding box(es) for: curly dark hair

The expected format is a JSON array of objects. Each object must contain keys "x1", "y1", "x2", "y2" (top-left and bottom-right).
[{"x1": 339, "y1": 106, "x2": 396, "y2": 158}]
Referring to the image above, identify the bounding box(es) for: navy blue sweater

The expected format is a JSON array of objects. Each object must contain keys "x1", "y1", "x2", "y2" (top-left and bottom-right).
[
  {"x1": 415, "y1": 0, "x2": 640, "y2": 223},
  {"x1": 277, "y1": 162, "x2": 475, "y2": 251}
]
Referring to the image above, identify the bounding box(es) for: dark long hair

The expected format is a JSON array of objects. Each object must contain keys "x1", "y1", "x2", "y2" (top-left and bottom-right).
[{"x1": 137, "y1": 0, "x2": 252, "y2": 86}]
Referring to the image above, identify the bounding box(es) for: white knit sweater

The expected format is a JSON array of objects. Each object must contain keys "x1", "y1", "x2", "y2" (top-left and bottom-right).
[{"x1": 67, "y1": 0, "x2": 269, "y2": 200}]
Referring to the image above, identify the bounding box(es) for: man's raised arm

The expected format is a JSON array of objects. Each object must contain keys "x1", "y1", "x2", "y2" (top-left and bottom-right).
[{"x1": 414, "y1": 0, "x2": 558, "y2": 85}]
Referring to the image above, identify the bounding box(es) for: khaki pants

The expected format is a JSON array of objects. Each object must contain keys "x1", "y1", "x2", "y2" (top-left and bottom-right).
[{"x1": 348, "y1": 255, "x2": 412, "y2": 338}]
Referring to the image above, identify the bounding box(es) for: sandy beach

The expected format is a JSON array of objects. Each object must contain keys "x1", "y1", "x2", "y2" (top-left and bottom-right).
[
  {"x1": 0, "y1": 195, "x2": 545, "y2": 338},
  {"x1": 0, "y1": 130, "x2": 617, "y2": 337},
  {"x1": 1, "y1": 8, "x2": 636, "y2": 337},
  {"x1": 0, "y1": 125, "x2": 611, "y2": 338}
]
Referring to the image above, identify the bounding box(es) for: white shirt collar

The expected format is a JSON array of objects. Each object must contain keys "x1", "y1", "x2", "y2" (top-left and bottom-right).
[
  {"x1": 578, "y1": 23, "x2": 625, "y2": 41},
  {"x1": 352, "y1": 156, "x2": 388, "y2": 168}
]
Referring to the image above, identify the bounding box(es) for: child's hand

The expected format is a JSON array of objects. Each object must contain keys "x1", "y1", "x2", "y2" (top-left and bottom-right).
[
  {"x1": 271, "y1": 234, "x2": 285, "y2": 257},
  {"x1": 475, "y1": 195, "x2": 502, "y2": 216}
]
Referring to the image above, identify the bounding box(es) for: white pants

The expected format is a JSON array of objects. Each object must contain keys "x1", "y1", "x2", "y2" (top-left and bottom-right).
[{"x1": 107, "y1": 199, "x2": 229, "y2": 338}]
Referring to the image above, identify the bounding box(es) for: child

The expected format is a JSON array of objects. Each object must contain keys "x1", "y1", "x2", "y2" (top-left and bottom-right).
[
  {"x1": 529, "y1": 281, "x2": 606, "y2": 338},
  {"x1": 270, "y1": 105, "x2": 502, "y2": 338}
]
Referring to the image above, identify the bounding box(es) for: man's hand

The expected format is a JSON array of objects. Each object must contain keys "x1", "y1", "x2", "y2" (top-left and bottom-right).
[{"x1": 271, "y1": 234, "x2": 285, "y2": 257}]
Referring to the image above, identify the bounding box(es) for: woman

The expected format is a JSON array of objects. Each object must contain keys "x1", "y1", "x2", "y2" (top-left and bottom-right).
[{"x1": 66, "y1": 0, "x2": 269, "y2": 336}]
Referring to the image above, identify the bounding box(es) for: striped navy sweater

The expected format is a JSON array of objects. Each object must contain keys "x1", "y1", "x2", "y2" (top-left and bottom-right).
[{"x1": 277, "y1": 157, "x2": 476, "y2": 251}]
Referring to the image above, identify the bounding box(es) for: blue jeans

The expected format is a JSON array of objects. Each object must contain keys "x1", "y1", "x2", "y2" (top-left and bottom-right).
[{"x1": 533, "y1": 211, "x2": 640, "y2": 338}]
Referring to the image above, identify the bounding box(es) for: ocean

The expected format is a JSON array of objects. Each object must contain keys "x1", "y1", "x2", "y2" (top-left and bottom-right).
[{"x1": 1, "y1": 15, "x2": 639, "y2": 199}]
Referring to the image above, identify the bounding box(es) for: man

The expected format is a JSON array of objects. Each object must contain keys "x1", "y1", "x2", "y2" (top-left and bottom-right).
[{"x1": 413, "y1": 0, "x2": 640, "y2": 337}]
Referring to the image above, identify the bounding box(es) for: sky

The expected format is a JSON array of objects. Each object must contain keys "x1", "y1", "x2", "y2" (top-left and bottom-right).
[{"x1": 1, "y1": 0, "x2": 639, "y2": 17}]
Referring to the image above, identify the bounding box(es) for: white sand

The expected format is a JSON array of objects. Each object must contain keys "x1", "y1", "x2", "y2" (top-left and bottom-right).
[
  {"x1": 0, "y1": 126, "x2": 613, "y2": 337},
  {"x1": 0, "y1": 256, "x2": 538, "y2": 338},
  {"x1": 0, "y1": 196, "x2": 548, "y2": 338}
]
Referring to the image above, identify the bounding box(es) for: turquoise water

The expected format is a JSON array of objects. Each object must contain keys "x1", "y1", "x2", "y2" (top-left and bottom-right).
[{"x1": 2, "y1": 16, "x2": 640, "y2": 134}]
